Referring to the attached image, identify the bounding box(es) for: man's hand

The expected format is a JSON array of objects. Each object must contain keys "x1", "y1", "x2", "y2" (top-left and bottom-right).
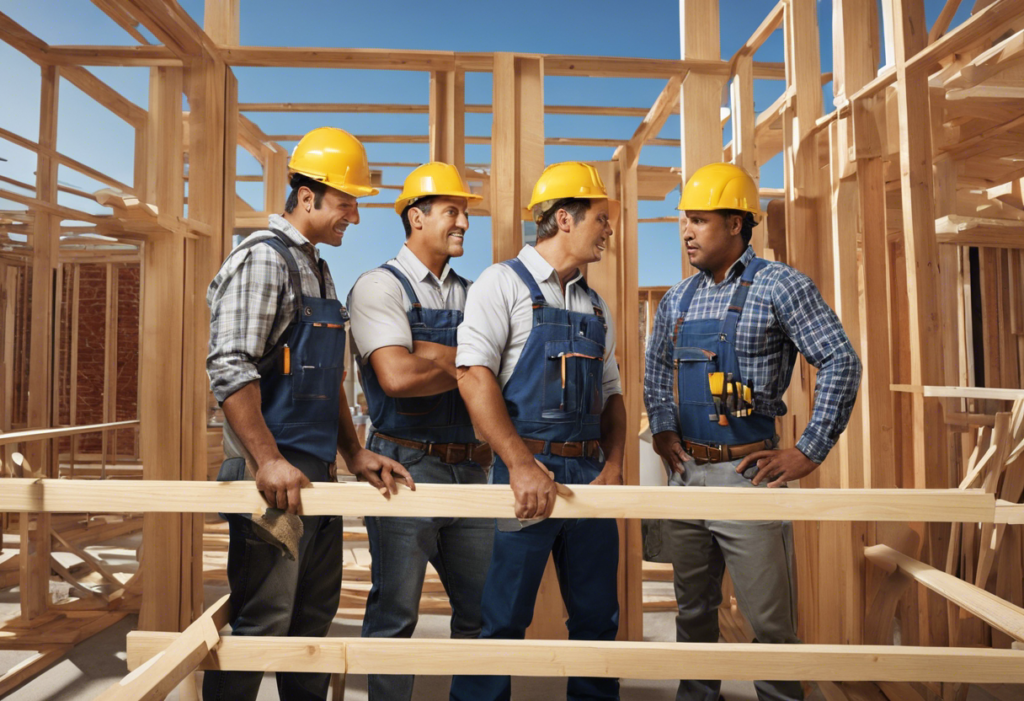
[
  {"x1": 652, "y1": 431, "x2": 693, "y2": 475},
  {"x1": 510, "y1": 459, "x2": 562, "y2": 520},
  {"x1": 348, "y1": 448, "x2": 417, "y2": 499},
  {"x1": 590, "y1": 461, "x2": 623, "y2": 485},
  {"x1": 736, "y1": 447, "x2": 819, "y2": 487},
  {"x1": 255, "y1": 457, "x2": 311, "y2": 515}
]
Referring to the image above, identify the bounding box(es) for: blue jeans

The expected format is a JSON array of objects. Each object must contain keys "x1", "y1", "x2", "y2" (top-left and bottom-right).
[
  {"x1": 449, "y1": 454, "x2": 620, "y2": 701},
  {"x1": 362, "y1": 433, "x2": 495, "y2": 701},
  {"x1": 204, "y1": 449, "x2": 344, "y2": 701}
]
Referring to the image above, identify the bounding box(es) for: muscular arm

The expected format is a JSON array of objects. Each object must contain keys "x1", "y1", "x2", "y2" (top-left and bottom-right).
[
  {"x1": 368, "y1": 341, "x2": 458, "y2": 397},
  {"x1": 457, "y1": 365, "x2": 559, "y2": 519}
]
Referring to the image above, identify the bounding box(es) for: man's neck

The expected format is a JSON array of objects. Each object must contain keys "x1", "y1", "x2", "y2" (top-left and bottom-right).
[
  {"x1": 280, "y1": 212, "x2": 317, "y2": 246},
  {"x1": 533, "y1": 239, "x2": 581, "y2": 290},
  {"x1": 710, "y1": 246, "x2": 746, "y2": 284},
  {"x1": 405, "y1": 240, "x2": 448, "y2": 279}
]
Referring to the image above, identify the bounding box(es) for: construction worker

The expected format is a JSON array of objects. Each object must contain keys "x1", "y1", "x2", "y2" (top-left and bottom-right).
[
  {"x1": 347, "y1": 162, "x2": 494, "y2": 701},
  {"x1": 450, "y1": 162, "x2": 626, "y2": 701},
  {"x1": 643, "y1": 162, "x2": 861, "y2": 701},
  {"x1": 205, "y1": 127, "x2": 413, "y2": 701}
]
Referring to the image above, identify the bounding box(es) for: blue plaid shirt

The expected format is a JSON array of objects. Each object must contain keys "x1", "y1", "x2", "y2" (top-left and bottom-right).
[{"x1": 644, "y1": 246, "x2": 861, "y2": 464}]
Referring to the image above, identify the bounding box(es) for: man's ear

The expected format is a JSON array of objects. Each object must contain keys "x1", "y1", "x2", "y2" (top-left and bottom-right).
[
  {"x1": 299, "y1": 186, "x2": 315, "y2": 212},
  {"x1": 407, "y1": 206, "x2": 424, "y2": 231},
  {"x1": 729, "y1": 213, "x2": 744, "y2": 237},
  {"x1": 556, "y1": 207, "x2": 573, "y2": 233}
]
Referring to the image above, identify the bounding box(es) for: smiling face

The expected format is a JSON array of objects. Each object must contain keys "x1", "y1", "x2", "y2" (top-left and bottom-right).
[
  {"x1": 407, "y1": 195, "x2": 470, "y2": 259},
  {"x1": 565, "y1": 199, "x2": 613, "y2": 264},
  {"x1": 300, "y1": 186, "x2": 360, "y2": 247},
  {"x1": 681, "y1": 209, "x2": 745, "y2": 278}
]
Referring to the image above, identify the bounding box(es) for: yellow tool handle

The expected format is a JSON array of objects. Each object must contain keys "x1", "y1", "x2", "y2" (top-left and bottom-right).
[{"x1": 282, "y1": 344, "x2": 291, "y2": 375}]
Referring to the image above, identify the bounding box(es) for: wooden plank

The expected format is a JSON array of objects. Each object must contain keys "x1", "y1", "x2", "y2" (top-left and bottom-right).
[
  {"x1": 865, "y1": 544, "x2": 1024, "y2": 642},
  {"x1": 0, "y1": 126, "x2": 135, "y2": 193},
  {"x1": 240, "y1": 102, "x2": 671, "y2": 117},
  {"x1": 730, "y1": 52, "x2": 756, "y2": 176},
  {"x1": 0, "y1": 421, "x2": 140, "y2": 447},
  {"x1": 729, "y1": 1, "x2": 784, "y2": 63},
  {"x1": 44, "y1": 46, "x2": 181, "y2": 67},
  {"x1": 0, "y1": 479, "x2": 1000, "y2": 522},
  {"x1": 935, "y1": 215, "x2": 1024, "y2": 249},
  {"x1": 890, "y1": 386, "x2": 1024, "y2": 401},
  {"x1": 617, "y1": 75, "x2": 681, "y2": 167},
  {"x1": 128, "y1": 635, "x2": 1024, "y2": 683},
  {"x1": 96, "y1": 595, "x2": 229, "y2": 701},
  {"x1": 203, "y1": 0, "x2": 240, "y2": 46},
  {"x1": 115, "y1": 0, "x2": 216, "y2": 60},
  {"x1": 928, "y1": 0, "x2": 964, "y2": 44},
  {"x1": 428, "y1": 69, "x2": 465, "y2": 172},
  {"x1": 906, "y1": 0, "x2": 1024, "y2": 76},
  {"x1": 90, "y1": 0, "x2": 151, "y2": 45},
  {"x1": 0, "y1": 647, "x2": 68, "y2": 697}
]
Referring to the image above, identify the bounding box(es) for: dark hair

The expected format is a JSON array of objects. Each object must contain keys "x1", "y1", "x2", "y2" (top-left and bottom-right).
[
  {"x1": 721, "y1": 209, "x2": 757, "y2": 246},
  {"x1": 284, "y1": 173, "x2": 328, "y2": 213},
  {"x1": 533, "y1": 198, "x2": 592, "y2": 242},
  {"x1": 400, "y1": 196, "x2": 438, "y2": 238}
]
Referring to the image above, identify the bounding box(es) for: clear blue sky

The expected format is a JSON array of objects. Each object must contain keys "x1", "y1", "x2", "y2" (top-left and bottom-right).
[{"x1": 0, "y1": 1, "x2": 972, "y2": 295}]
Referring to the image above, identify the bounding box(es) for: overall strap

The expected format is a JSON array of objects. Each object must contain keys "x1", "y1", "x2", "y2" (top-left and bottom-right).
[
  {"x1": 503, "y1": 258, "x2": 547, "y2": 308},
  {"x1": 671, "y1": 274, "x2": 705, "y2": 339},
  {"x1": 380, "y1": 263, "x2": 423, "y2": 324},
  {"x1": 576, "y1": 275, "x2": 607, "y2": 330},
  {"x1": 720, "y1": 257, "x2": 767, "y2": 342},
  {"x1": 236, "y1": 231, "x2": 305, "y2": 320}
]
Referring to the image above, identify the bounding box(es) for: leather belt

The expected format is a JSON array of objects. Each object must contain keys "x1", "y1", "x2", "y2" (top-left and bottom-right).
[
  {"x1": 522, "y1": 438, "x2": 601, "y2": 459},
  {"x1": 682, "y1": 438, "x2": 775, "y2": 464},
  {"x1": 374, "y1": 433, "x2": 493, "y2": 466}
]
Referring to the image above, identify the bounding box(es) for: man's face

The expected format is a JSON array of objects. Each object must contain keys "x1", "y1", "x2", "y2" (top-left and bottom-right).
[
  {"x1": 410, "y1": 196, "x2": 470, "y2": 258},
  {"x1": 306, "y1": 187, "x2": 360, "y2": 247},
  {"x1": 567, "y1": 199, "x2": 613, "y2": 264},
  {"x1": 681, "y1": 209, "x2": 742, "y2": 271}
]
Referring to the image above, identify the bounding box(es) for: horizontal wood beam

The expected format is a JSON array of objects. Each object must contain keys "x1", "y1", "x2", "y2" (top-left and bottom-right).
[
  {"x1": 864, "y1": 544, "x2": 1024, "y2": 641},
  {"x1": 240, "y1": 102, "x2": 675, "y2": 117},
  {"x1": 935, "y1": 214, "x2": 1024, "y2": 248},
  {"x1": 0, "y1": 126, "x2": 135, "y2": 193},
  {"x1": 890, "y1": 385, "x2": 1024, "y2": 400},
  {"x1": 0, "y1": 479, "x2": 998, "y2": 522},
  {"x1": 44, "y1": 45, "x2": 181, "y2": 67},
  {"x1": 263, "y1": 134, "x2": 681, "y2": 149},
  {"x1": 0, "y1": 420, "x2": 139, "y2": 447},
  {"x1": 127, "y1": 635, "x2": 1024, "y2": 683}
]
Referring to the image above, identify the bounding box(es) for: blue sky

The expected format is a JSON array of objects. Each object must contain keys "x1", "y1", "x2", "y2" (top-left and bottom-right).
[{"x1": 0, "y1": 1, "x2": 973, "y2": 294}]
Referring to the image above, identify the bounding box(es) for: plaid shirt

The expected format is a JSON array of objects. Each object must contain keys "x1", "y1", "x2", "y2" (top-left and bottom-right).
[
  {"x1": 207, "y1": 214, "x2": 339, "y2": 403},
  {"x1": 644, "y1": 246, "x2": 861, "y2": 464}
]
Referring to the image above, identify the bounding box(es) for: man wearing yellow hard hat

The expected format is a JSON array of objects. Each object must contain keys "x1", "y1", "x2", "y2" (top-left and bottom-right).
[
  {"x1": 347, "y1": 162, "x2": 494, "y2": 701},
  {"x1": 205, "y1": 127, "x2": 412, "y2": 701},
  {"x1": 643, "y1": 162, "x2": 861, "y2": 701},
  {"x1": 450, "y1": 161, "x2": 626, "y2": 701}
]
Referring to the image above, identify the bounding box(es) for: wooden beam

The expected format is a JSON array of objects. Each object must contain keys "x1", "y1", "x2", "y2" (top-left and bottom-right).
[
  {"x1": 865, "y1": 544, "x2": 1024, "y2": 642},
  {"x1": 616, "y1": 75, "x2": 682, "y2": 169},
  {"x1": 907, "y1": 0, "x2": 1024, "y2": 76},
  {"x1": 428, "y1": 70, "x2": 465, "y2": 172},
  {"x1": 96, "y1": 595, "x2": 229, "y2": 701},
  {"x1": 935, "y1": 214, "x2": 1024, "y2": 248},
  {"x1": 44, "y1": 46, "x2": 181, "y2": 67},
  {"x1": 113, "y1": 0, "x2": 217, "y2": 60},
  {"x1": 890, "y1": 385, "x2": 1024, "y2": 400},
  {"x1": 0, "y1": 479, "x2": 1000, "y2": 523},
  {"x1": 240, "y1": 102, "x2": 672, "y2": 117},
  {"x1": 203, "y1": 0, "x2": 239, "y2": 46},
  {"x1": 128, "y1": 635, "x2": 1024, "y2": 683},
  {"x1": 928, "y1": 0, "x2": 964, "y2": 44},
  {"x1": 730, "y1": 52, "x2": 756, "y2": 177},
  {"x1": 0, "y1": 420, "x2": 139, "y2": 447},
  {"x1": 730, "y1": 1, "x2": 784, "y2": 63},
  {"x1": 0, "y1": 126, "x2": 135, "y2": 194}
]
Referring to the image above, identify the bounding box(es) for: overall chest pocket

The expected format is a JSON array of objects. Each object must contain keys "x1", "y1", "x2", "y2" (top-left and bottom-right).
[
  {"x1": 542, "y1": 338, "x2": 604, "y2": 421},
  {"x1": 673, "y1": 346, "x2": 717, "y2": 406},
  {"x1": 292, "y1": 321, "x2": 345, "y2": 402}
]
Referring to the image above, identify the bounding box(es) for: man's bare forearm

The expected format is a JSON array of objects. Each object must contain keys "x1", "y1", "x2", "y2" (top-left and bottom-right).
[
  {"x1": 221, "y1": 381, "x2": 283, "y2": 468},
  {"x1": 369, "y1": 344, "x2": 458, "y2": 397},
  {"x1": 599, "y1": 393, "x2": 626, "y2": 466},
  {"x1": 457, "y1": 365, "x2": 534, "y2": 469}
]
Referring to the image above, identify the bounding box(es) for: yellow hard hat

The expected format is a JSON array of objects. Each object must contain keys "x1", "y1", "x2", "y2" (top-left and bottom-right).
[
  {"x1": 288, "y1": 127, "x2": 379, "y2": 198},
  {"x1": 678, "y1": 162, "x2": 761, "y2": 223},
  {"x1": 524, "y1": 161, "x2": 620, "y2": 223},
  {"x1": 394, "y1": 162, "x2": 483, "y2": 215}
]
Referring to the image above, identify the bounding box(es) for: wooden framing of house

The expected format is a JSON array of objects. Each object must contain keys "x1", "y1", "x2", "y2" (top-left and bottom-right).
[{"x1": 1, "y1": 0, "x2": 1024, "y2": 698}]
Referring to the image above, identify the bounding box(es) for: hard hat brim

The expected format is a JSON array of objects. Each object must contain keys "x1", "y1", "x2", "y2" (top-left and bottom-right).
[
  {"x1": 521, "y1": 198, "x2": 621, "y2": 228},
  {"x1": 394, "y1": 190, "x2": 484, "y2": 216}
]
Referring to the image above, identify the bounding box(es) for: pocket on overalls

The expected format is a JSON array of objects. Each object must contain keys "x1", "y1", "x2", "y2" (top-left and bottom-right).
[
  {"x1": 575, "y1": 337, "x2": 606, "y2": 421},
  {"x1": 673, "y1": 347, "x2": 717, "y2": 406},
  {"x1": 542, "y1": 340, "x2": 579, "y2": 420},
  {"x1": 293, "y1": 365, "x2": 340, "y2": 401}
]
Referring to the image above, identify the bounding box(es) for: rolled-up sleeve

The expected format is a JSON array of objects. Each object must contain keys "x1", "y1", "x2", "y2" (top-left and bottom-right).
[
  {"x1": 206, "y1": 247, "x2": 288, "y2": 403},
  {"x1": 347, "y1": 270, "x2": 412, "y2": 360},
  {"x1": 772, "y1": 270, "x2": 862, "y2": 463},
  {"x1": 456, "y1": 265, "x2": 510, "y2": 376},
  {"x1": 643, "y1": 284, "x2": 682, "y2": 436}
]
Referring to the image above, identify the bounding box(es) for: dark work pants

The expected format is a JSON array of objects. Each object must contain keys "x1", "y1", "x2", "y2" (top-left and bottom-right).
[{"x1": 203, "y1": 450, "x2": 344, "y2": 701}]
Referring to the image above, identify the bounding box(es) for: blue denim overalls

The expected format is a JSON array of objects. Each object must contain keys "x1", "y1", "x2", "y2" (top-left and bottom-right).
[
  {"x1": 360, "y1": 263, "x2": 476, "y2": 444},
  {"x1": 672, "y1": 256, "x2": 773, "y2": 446},
  {"x1": 206, "y1": 228, "x2": 347, "y2": 701},
  {"x1": 450, "y1": 257, "x2": 620, "y2": 701}
]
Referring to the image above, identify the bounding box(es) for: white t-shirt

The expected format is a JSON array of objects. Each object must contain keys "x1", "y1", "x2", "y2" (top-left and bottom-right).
[
  {"x1": 456, "y1": 245, "x2": 623, "y2": 407},
  {"x1": 347, "y1": 244, "x2": 469, "y2": 361}
]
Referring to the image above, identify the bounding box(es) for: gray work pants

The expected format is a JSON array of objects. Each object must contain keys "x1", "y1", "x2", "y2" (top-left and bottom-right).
[{"x1": 663, "y1": 459, "x2": 803, "y2": 701}]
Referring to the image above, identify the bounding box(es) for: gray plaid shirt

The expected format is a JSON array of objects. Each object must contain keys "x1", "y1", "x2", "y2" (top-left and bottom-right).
[
  {"x1": 207, "y1": 214, "x2": 339, "y2": 404},
  {"x1": 643, "y1": 246, "x2": 861, "y2": 464}
]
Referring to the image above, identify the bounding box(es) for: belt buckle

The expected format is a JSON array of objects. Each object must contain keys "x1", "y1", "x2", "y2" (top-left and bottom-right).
[{"x1": 443, "y1": 443, "x2": 463, "y2": 464}]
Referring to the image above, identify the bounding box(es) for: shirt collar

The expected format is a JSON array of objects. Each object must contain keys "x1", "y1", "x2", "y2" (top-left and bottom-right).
[
  {"x1": 397, "y1": 244, "x2": 452, "y2": 285},
  {"x1": 518, "y1": 245, "x2": 583, "y2": 287},
  {"x1": 702, "y1": 245, "x2": 756, "y2": 285},
  {"x1": 268, "y1": 214, "x2": 320, "y2": 261}
]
